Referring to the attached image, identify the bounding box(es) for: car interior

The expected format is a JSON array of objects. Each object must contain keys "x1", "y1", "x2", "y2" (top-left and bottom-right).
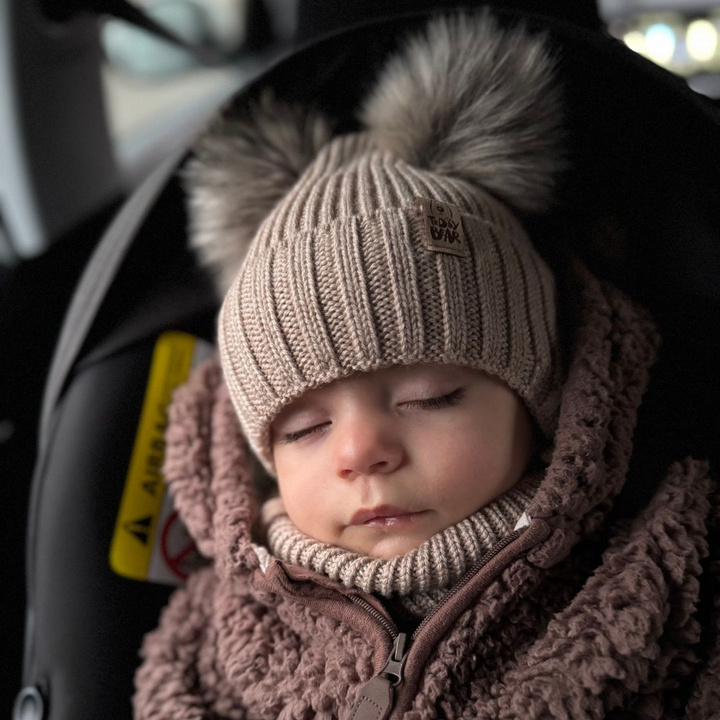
[{"x1": 2, "y1": 1, "x2": 719, "y2": 718}]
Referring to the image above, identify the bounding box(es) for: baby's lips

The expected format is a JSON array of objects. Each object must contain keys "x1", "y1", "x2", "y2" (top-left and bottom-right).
[{"x1": 349, "y1": 505, "x2": 423, "y2": 525}]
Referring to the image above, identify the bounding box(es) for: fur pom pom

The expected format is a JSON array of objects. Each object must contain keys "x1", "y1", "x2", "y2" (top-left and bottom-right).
[
  {"x1": 361, "y1": 11, "x2": 564, "y2": 214},
  {"x1": 184, "y1": 90, "x2": 332, "y2": 296}
]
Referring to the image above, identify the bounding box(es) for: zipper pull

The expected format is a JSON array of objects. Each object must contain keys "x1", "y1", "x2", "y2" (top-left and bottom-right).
[
  {"x1": 346, "y1": 633, "x2": 408, "y2": 720},
  {"x1": 380, "y1": 632, "x2": 408, "y2": 686}
]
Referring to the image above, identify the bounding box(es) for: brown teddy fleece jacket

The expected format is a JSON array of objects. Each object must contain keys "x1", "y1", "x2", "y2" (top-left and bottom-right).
[{"x1": 133, "y1": 259, "x2": 720, "y2": 719}]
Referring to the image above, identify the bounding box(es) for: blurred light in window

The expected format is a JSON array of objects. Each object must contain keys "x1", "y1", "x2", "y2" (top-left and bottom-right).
[
  {"x1": 645, "y1": 23, "x2": 677, "y2": 64},
  {"x1": 686, "y1": 18, "x2": 718, "y2": 62},
  {"x1": 623, "y1": 30, "x2": 647, "y2": 55}
]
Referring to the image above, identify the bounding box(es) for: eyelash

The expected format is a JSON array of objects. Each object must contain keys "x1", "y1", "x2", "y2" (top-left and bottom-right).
[
  {"x1": 279, "y1": 388, "x2": 464, "y2": 444},
  {"x1": 403, "y1": 387, "x2": 464, "y2": 410}
]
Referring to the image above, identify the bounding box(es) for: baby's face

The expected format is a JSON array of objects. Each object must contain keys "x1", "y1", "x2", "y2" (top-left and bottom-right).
[{"x1": 270, "y1": 364, "x2": 535, "y2": 559}]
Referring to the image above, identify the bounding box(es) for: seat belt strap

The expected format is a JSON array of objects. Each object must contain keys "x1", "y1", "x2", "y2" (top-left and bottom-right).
[{"x1": 38, "y1": 149, "x2": 186, "y2": 455}]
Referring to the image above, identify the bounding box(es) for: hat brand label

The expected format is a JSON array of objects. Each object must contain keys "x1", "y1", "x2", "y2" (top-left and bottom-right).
[{"x1": 416, "y1": 198, "x2": 469, "y2": 258}]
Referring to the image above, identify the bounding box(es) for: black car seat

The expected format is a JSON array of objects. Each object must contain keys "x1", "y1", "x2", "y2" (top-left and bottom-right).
[
  {"x1": 16, "y1": 2, "x2": 720, "y2": 719},
  {"x1": 17, "y1": 154, "x2": 219, "y2": 720}
]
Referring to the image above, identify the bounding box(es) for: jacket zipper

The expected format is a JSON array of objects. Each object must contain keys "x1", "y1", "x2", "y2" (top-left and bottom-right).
[
  {"x1": 345, "y1": 631, "x2": 408, "y2": 720},
  {"x1": 410, "y1": 525, "x2": 527, "y2": 639},
  {"x1": 349, "y1": 595, "x2": 398, "y2": 640},
  {"x1": 345, "y1": 525, "x2": 529, "y2": 720}
]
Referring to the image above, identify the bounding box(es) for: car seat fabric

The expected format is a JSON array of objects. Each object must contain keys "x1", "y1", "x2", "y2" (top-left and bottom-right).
[{"x1": 37, "y1": 153, "x2": 187, "y2": 457}]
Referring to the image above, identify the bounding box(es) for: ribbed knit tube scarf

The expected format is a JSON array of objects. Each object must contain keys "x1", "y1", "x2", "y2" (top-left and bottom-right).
[{"x1": 266, "y1": 475, "x2": 540, "y2": 616}]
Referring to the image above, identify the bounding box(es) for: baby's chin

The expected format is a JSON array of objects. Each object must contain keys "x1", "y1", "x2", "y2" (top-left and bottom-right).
[{"x1": 339, "y1": 525, "x2": 437, "y2": 559}]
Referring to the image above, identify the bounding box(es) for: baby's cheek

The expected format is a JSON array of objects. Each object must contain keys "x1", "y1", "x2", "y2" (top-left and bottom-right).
[
  {"x1": 276, "y1": 475, "x2": 309, "y2": 523},
  {"x1": 440, "y1": 439, "x2": 516, "y2": 502},
  {"x1": 281, "y1": 486, "x2": 310, "y2": 523},
  {"x1": 278, "y1": 479, "x2": 336, "y2": 543},
  {"x1": 442, "y1": 434, "x2": 502, "y2": 476}
]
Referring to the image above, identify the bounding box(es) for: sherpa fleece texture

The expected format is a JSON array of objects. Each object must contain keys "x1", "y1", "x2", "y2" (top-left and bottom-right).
[{"x1": 133, "y1": 257, "x2": 719, "y2": 719}]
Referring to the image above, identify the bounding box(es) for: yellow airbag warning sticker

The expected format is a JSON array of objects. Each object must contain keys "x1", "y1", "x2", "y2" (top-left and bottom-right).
[{"x1": 109, "y1": 331, "x2": 214, "y2": 585}]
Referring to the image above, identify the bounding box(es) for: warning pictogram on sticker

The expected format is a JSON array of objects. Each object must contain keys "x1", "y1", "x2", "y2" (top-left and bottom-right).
[
  {"x1": 123, "y1": 515, "x2": 152, "y2": 545},
  {"x1": 109, "y1": 332, "x2": 213, "y2": 585},
  {"x1": 160, "y1": 512, "x2": 204, "y2": 581}
]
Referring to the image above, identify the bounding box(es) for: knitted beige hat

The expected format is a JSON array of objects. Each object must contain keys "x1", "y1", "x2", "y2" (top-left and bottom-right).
[{"x1": 187, "y1": 12, "x2": 565, "y2": 472}]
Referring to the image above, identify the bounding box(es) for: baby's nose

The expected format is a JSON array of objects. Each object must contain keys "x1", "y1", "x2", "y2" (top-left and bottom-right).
[{"x1": 333, "y1": 415, "x2": 404, "y2": 480}]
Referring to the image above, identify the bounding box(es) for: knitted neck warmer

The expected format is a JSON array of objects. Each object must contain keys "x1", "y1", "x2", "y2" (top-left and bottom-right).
[{"x1": 265, "y1": 475, "x2": 539, "y2": 617}]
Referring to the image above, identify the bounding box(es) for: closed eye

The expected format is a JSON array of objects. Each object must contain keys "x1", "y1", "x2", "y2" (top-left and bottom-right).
[
  {"x1": 278, "y1": 422, "x2": 330, "y2": 444},
  {"x1": 277, "y1": 389, "x2": 464, "y2": 444},
  {"x1": 402, "y1": 388, "x2": 464, "y2": 410}
]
